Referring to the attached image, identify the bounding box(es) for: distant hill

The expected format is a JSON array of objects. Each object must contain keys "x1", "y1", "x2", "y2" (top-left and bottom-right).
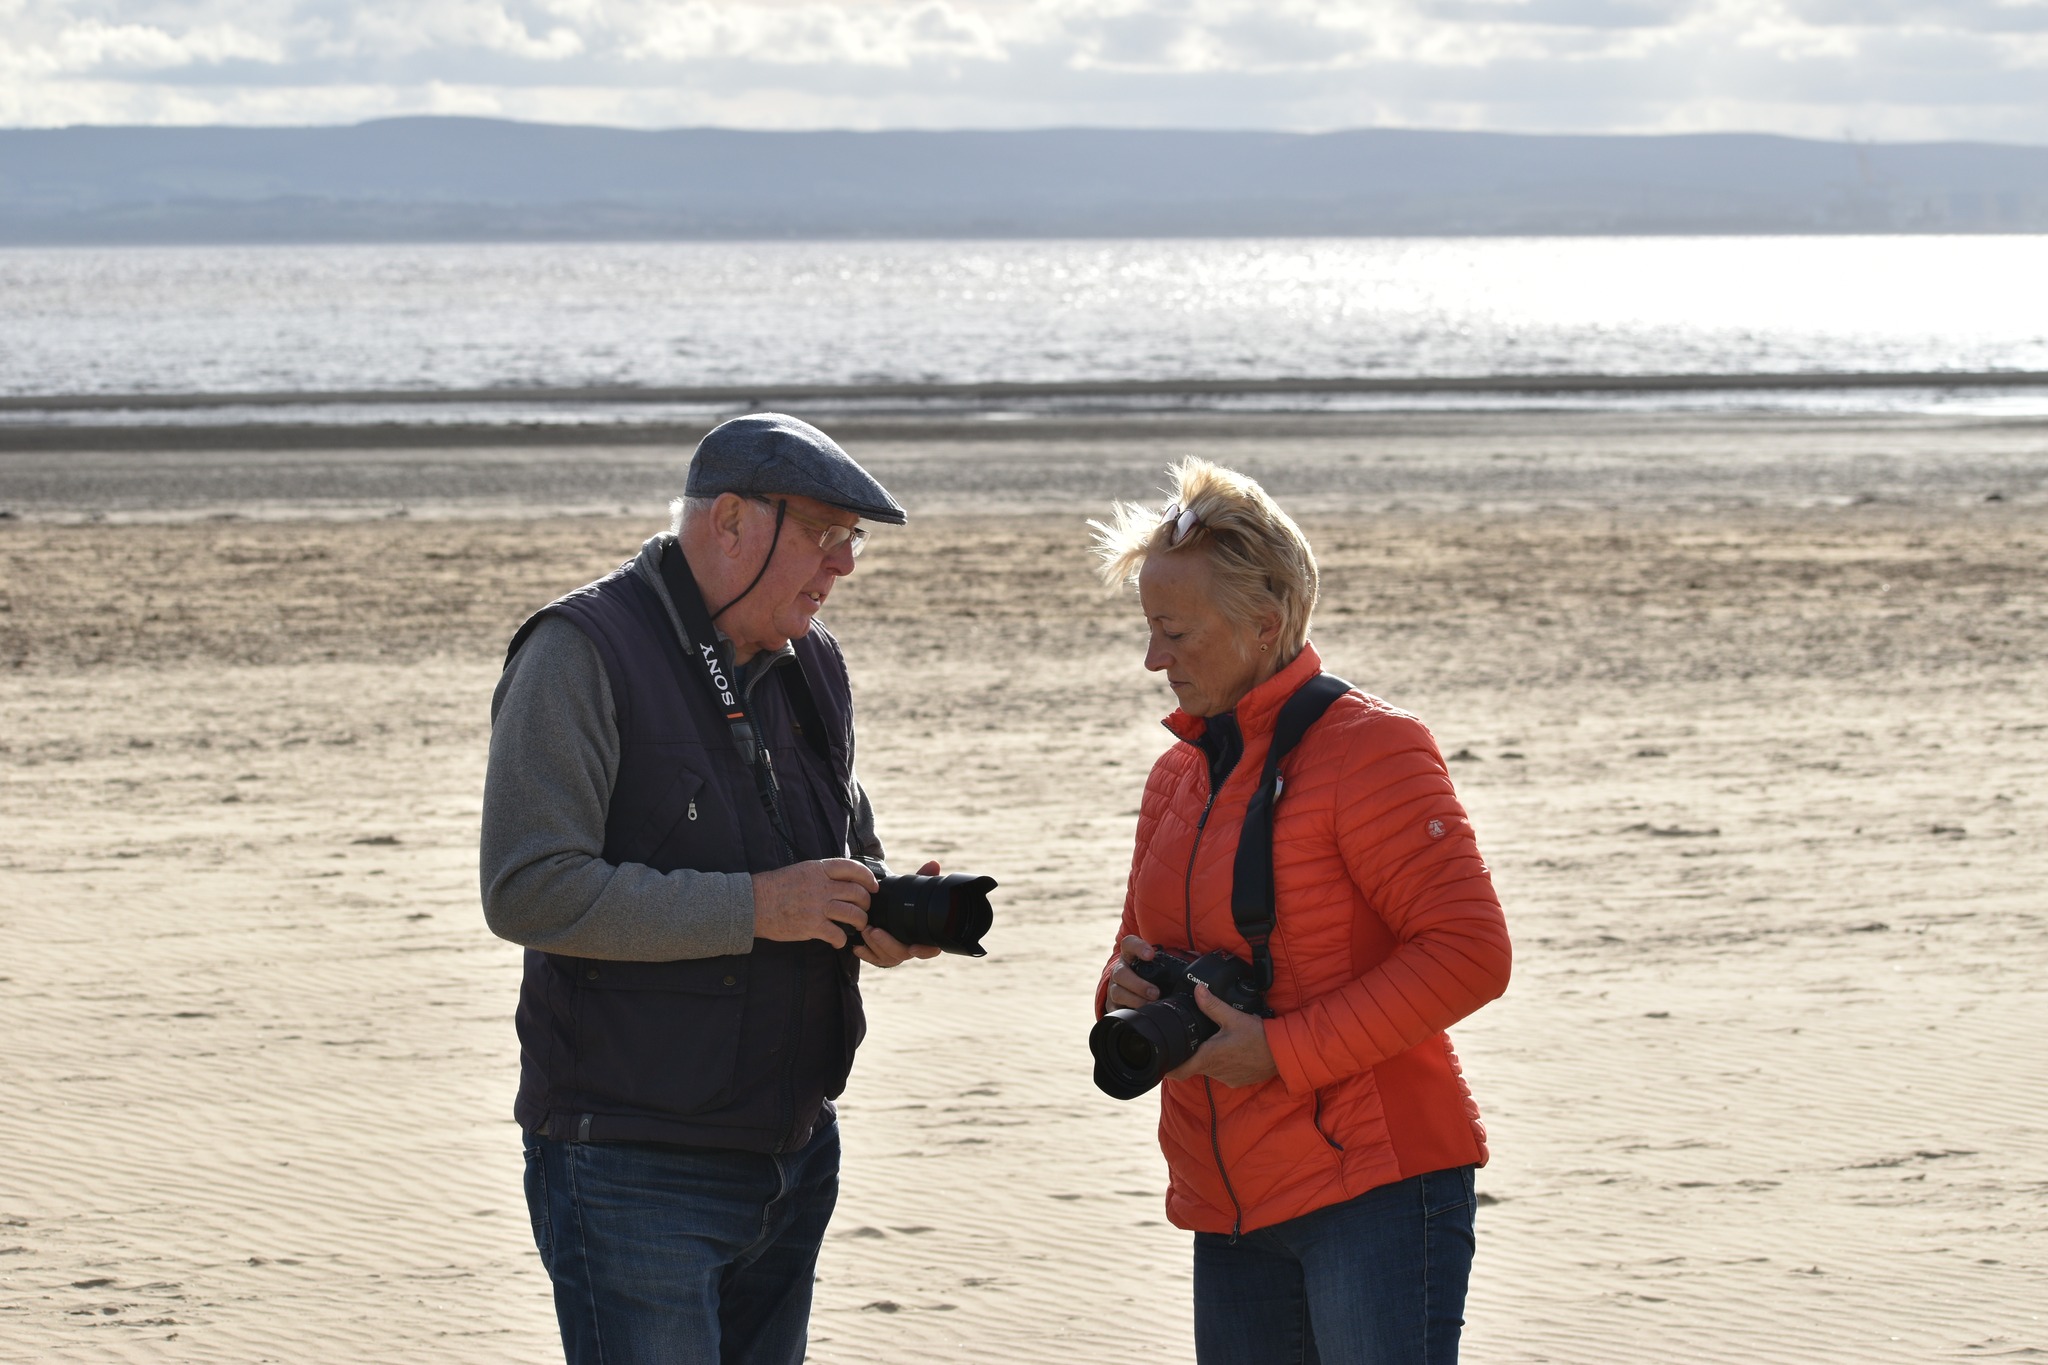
[{"x1": 4, "y1": 119, "x2": 2046, "y2": 243}]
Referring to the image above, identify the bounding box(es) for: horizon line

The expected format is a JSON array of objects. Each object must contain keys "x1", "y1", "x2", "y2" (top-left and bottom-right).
[{"x1": 8, "y1": 118, "x2": 2048, "y2": 151}]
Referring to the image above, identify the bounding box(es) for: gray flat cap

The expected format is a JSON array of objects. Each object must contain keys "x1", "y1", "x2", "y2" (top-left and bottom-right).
[{"x1": 685, "y1": 412, "x2": 906, "y2": 526}]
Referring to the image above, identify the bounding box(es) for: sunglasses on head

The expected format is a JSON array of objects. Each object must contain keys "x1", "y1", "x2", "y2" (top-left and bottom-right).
[{"x1": 1161, "y1": 502, "x2": 1202, "y2": 546}]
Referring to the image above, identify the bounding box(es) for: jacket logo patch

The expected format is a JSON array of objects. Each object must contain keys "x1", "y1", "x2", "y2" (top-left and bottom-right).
[{"x1": 1427, "y1": 818, "x2": 1447, "y2": 839}]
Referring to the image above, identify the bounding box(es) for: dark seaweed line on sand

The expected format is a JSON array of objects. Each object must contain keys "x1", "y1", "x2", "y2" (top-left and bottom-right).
[
  {"x1": 7, "y1": 369, "x2": 2048, "y2": 414},
  {"x1": 0, "y1": 413, "x2": 1521, "y2": 453}
]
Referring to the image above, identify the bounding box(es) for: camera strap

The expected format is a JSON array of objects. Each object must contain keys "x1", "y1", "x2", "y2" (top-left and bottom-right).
[
  {"x1": 657, "y1": 540, "x2": 846, "y2": 860},
  {"x1": 1231, "y1": 672, "x2": 1354, "y2": 993}
]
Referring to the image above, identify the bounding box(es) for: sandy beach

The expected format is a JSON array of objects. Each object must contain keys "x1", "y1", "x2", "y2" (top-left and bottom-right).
[{"x1": 2, "y1": 411, "x2": 2045, "y2": 1361}]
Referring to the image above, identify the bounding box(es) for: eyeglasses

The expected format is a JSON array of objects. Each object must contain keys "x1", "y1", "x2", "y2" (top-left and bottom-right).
[
  {"x1": 1161, "y1": 502, "x2": 1202, "y2": 545},
  {"x1": 755, "y1": 498, "x2": 868, "y2": 558}
]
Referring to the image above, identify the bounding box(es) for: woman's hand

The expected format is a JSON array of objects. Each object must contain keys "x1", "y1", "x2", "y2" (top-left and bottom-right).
[
  {"x1": 1166, "y1": 984, "x2": 1279, "y2": 1088},
  {"x1": 852, "y1": 859, "x2": 945, "y2": 968},
  {"x1": 1104, "y1": 935, "x2": 1164, "y2": 1012}
]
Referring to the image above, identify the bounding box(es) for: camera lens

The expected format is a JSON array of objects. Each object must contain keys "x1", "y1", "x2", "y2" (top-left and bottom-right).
[
  {"x1": 868, "y1": 873, "x2": 995, "y2": 956},
  {"x1": 1115, "y1": 1029, "x2": 1156, "y2": 1072},
  {"x1": 1089, "y1": 996, "x2": 1216, "y2": 1100}
]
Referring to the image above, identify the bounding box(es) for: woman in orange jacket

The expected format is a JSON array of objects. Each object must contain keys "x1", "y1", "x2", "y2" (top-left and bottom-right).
[{"x1": 1092, "y1": 459, "x2": 1512, "y2": 1365}]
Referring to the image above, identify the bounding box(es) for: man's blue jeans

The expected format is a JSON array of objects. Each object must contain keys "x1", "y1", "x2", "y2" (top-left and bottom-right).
[
  {"x1": 521, "y1": 1122, "x2": 841, "y2": 1365},
  {"x1": 1192, "y1": 1164, "x2": 1478, "y2": 1365}
]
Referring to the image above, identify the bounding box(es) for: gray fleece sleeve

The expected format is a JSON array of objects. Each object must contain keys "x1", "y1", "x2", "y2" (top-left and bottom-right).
[
  {"x1": 850, "y1": 779, "x2": 884, "y2": 866},
  {"x1": 479, "y1": 615, "x2": 757, "y2": 960}
]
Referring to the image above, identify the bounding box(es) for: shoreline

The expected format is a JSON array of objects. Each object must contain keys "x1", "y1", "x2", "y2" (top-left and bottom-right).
[
  {"x1": 9, "y1": 405, "x2": 2048, "y2": 455},
  {"x1": 1, "y1": 409, "x2": 2042, "y2": 524},
  {"x1": 10, "y1": 368, "x2": 2048, "y2": 415}
]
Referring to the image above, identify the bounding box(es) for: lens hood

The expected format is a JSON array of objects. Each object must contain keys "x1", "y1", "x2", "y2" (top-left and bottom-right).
[
  {"x1": 1089, "y1": 993, "x2": 1214, "y2": 1101},
  {"x1": 869, "y1": 873, "x2": 996, "y2": 957},
  {"x1": 1090, "y1": 1010, "x2": 1167, "y2": 1100}
]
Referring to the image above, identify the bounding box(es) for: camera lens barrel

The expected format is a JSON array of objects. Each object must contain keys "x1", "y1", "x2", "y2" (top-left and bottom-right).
[
  {"x1": 1088, "y1": 948, "x2": 1265, "y2": 1100},
  {"x1": 868, "y1": 873, "x2": 996, "y2": 956},
  {"x1": 1088, "y1": 995, "x2": 1219, "y2": 1100}
]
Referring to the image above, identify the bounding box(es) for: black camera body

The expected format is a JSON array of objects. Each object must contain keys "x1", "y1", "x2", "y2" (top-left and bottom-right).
[{"x1": 1089, "y1": 947, "x2": 1270, "y2": 1100}]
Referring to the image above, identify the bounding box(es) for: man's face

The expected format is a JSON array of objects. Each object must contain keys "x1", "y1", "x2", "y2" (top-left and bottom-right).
[{"x1": 723, "y1": 493, "x2": 861, "y2": 657}]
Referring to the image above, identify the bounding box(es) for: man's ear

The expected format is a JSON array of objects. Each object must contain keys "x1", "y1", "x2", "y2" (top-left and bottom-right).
[{"x1": 710, "y1": 493, "x2": 750, "y2": 558}]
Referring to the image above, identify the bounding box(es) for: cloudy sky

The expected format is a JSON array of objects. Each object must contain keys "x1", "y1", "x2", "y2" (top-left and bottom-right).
[{"x1": 5, "y1": 0, "x2": 2047, "y2": 141}]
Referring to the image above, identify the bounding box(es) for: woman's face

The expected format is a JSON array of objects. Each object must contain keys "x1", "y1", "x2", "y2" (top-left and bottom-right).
[{"x1": 1138, "y1": 550, "x2": 1273, "y2": 718}]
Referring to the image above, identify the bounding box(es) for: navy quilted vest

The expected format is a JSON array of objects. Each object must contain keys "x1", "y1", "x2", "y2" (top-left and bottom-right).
[{"x1": 505, "y1": 554, "x2": 864, "y2": 1153}]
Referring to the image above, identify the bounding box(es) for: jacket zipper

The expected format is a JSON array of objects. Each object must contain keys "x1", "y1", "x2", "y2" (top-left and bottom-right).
[
  {"x1": 1184, "y1": 786, "x2": 1216, "y2": 947},
  {"x1": 1184, "y1": 781, "x2": 1247, "y2": 1240},
  {"x1": 1204, "y1": 1078, "x2": 1248, "y2": 1241}
]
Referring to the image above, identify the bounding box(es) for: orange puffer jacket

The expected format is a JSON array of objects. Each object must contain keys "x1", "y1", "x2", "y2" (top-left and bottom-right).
[{"x1": 1096, "y1": 643, "x2": 1512, "y2": 1235}]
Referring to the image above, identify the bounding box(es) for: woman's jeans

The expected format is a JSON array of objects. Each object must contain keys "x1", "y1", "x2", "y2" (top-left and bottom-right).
[
  {"x1": 1193, "y1": 1164, "x2": 1478, "y2": 1365},
  {"x1": 521, "y1": 1121, "x2": 841, "y2": 1365}
]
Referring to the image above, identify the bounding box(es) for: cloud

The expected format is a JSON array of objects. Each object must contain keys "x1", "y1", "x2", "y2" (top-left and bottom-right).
[
  {"x1": 618, "y1": 1, "x2": 1011, "y2": 67},
  {"x1": 47, "y1": 17, "x2": 284, "y2": 71},
  {"x1": 0, "y1": 0, "x2": 2043, "y2": 141},
  {"x1": 1418, "y1": 0, "x2": 1700, "y2": 29},
  {"x1": 1786, "y1": 0, "x2": 2048, "y2": 33}
]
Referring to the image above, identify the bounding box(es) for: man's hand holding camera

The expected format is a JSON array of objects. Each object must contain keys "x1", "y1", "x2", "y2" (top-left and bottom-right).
[
  {"x1": 753, "y1": 858, "x2": 947, "y2": 968},
  {"x1": 1105, "y1": 936, "x2": 1278, "y2": 1089}
]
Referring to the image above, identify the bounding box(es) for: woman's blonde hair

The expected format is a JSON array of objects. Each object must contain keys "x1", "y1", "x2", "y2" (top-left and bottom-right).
[{"x1": 1090, "y1": 459, "x2": 1319, "y2": 659}]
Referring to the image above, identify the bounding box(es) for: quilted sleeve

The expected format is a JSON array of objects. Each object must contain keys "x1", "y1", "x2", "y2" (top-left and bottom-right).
[
  {"x1": 1265, "y1": 713, "x2": 1512, "y2": 1095},
  {"x1": 1096, "y1": 765, "x2": 1165, "y2": 1018},
  {"x1": 1095, "y1": 888, "x2": 1140, "y2": 1019}
]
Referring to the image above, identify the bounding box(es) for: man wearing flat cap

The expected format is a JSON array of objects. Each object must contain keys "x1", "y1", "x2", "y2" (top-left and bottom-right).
[{"x1": 482, "y1": 413, "x2": 941, "y2": 1364}]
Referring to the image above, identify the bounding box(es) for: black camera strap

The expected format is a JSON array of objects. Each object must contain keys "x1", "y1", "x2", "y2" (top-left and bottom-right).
[
  {"x1": 1231, "y1": 672, "x2": 1354, "y2": 993},
  {"x1": 657, "y1": 540, "x2": 846, "y2": 861}
]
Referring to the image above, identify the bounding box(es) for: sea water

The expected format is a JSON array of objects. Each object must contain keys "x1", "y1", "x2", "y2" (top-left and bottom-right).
[{"x1": 3, "y1": 237, "x2": 2046, "y2": 418}]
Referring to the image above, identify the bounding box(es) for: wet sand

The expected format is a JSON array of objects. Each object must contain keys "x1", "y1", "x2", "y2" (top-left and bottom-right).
[{"x1": 1, "y1": 412, "x2": 2045, "y2": 1361}]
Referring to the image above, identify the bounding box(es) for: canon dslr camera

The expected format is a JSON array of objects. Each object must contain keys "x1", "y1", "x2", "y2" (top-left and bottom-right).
[{"x1": 1089, "y1": 948, "x2": 1271, "y2": 1099}]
